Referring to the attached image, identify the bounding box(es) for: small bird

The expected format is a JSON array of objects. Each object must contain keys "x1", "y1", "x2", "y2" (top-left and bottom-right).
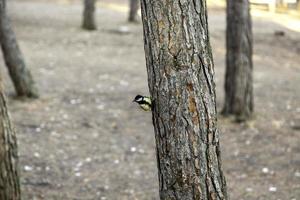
[{"x1": 133, "y1": 94, "x2": 152, "y2": 111}]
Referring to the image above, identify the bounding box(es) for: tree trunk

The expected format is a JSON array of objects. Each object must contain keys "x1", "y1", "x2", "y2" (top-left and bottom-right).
[
  {"x1": 0, "y1": 0, "x2": 39, "y2": 98},
  {"x1": 0, "y1": 80, "x2": 21, "y2": 199},
  {"x1": 223, "y1": 0, "x2": 253, "y2": 121},
  {"x1": 82, "y1": 0, "x2": 97, "y2": 30},
  {"x1": 140, "y1": 1, "x2": 228, "y2": 199},
  {"x1": 128, "y1": 0, "x2": 139, "y2": 22}
]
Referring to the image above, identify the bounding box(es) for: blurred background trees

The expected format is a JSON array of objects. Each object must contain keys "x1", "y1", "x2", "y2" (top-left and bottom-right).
[
  {"x1": 223, "y1": 0, "x2": 253, "y2": 121},
  {"x1": 82, "y1": 0, "x2": 97, "y2": 30},
  {"x1": 128, "y1": 0, "x2": 139, "y2": 22},
  {"x1": 0, "y1": 0, "x2": 38, "y2": 98}
]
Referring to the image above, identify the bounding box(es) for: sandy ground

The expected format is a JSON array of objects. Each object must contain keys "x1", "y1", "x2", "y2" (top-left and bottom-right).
[{"x1": 1, "y1": 0, "x2": 299, "y2": 199}]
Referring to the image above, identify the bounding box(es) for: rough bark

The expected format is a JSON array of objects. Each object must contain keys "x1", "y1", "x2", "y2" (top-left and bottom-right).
[
  {"x1": 0, "y1": 79, "x2": 21, "y2": 199},
  {"x1": 140, "y1": 1, "x2": 228, "y2": 199},
  {"x1": 0, "y1": 0, "x2": 39, "y2": 98},
  {"x1": 82, "y1": 0, "x2": 97, "y2": 30},
  {"x1": 128, "y1": 0, "x2": 139, "y2": 22},
  {"x1": 223, "y1": 0, "x2": 253, "y2": 121}
]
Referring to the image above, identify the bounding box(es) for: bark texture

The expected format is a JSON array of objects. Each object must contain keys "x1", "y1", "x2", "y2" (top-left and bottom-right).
[
  {"x1": 223, "y1": 0, "x2": 253, "y2": 121},
  {"x1": 82, "y1": 0, "x2": 97, "y2": 30},
  {"x1": 0, "y1": 0, "x2": 39, "y2": 98},
  {"x1": 0, "y1": 80, "x2": 21, "y2": 199},
  {"x1": 128, "y1": 0, "x2": 139, "y2": 22},
  {"x1": 140, "y1": 1, "x2": 228, "y2": 199}
]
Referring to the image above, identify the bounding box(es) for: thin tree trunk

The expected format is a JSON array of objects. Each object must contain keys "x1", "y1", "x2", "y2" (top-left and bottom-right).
[
  {"x1": 82, "y1": 0, "x2": 97, "y2": 30},
  {"x1": 128, "y1": 0, "x2": 139, "y2": 22},
  {"x1": 223, "y1": 0, "x2": 253, "y2": 121},
  {"x1": 0, "y1": 79, "x2": 21, "y2": 199},
  {"x1": 140, "y1": 1, "x2": 228, "y2": 199},
  {"x1": 0, "y1": 0, "x2": 39, "y2": 98}
]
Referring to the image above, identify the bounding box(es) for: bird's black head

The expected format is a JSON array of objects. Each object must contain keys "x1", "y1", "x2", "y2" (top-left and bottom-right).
[{"x1": 133, "y1": 95, "x2": 144, "y2": 103}]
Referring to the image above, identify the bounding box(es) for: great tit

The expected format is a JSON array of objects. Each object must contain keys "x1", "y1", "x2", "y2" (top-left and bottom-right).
[{"x1": 133, "y1": 94, "x2": 152, "y2": 111}]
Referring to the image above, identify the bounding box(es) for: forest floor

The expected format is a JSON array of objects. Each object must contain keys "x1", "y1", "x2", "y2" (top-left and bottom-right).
[{"x1": 2, "y1": 0, "x2": 300, "y2": 199}]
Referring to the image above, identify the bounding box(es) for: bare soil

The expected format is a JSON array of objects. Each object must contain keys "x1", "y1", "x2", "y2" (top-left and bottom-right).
[{"x1": 1, "y1": 0, "x2": 299, "y2": 199}]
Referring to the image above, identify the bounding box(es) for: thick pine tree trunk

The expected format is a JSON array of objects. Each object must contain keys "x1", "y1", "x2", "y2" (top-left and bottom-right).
[
  {"x1": 0, "y1": 0, "x2": 38, "y2": 98},
  {"x1": 140, "y1": 1, "x2": 228, "y2": 199},
  {"x1": 128, "y1": 0, "x2": 139, "y2": 22},
  {"x1": 223, "y1": 0, "x2": 253, "y2": 121},
  {"x1": 0, "y1": 80, "x2": 21, "y2": 199},
  {"x1": 82, "y1": 0, "x2": 97, "y2": 30}
]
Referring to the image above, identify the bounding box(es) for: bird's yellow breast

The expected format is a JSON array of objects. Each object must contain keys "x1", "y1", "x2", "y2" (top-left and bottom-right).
[
  {"x1": 140, "y1": 104, "x2": 151, "y2": 111},
  {"x1": 143, "y1": 97, "x2": 152, "y2": 105}
]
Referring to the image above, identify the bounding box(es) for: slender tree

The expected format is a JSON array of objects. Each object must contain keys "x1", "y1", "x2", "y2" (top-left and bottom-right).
[
  {"x1": 223, "y1": 0, "x2": 253, "y2": 121},
  {"x1": 140, "y1": 1, "x2": 228, "y2": 199},
  {"x1": 128, "y1": 0, "x2": 139, "y2": 22},
  {"x1": 82, "y1": 0, "x2": 97, "y2": 30},
  {"x1": 0, "y1": 77, "x2": 21, "y2": 199},
  {"x1": 0, "y1": 0, "x2": 38, "y2": 98}
]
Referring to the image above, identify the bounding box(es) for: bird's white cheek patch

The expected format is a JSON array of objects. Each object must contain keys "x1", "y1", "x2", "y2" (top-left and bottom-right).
[{"x1": 136, "y1": 97, "x2": 143, "y2": 102}]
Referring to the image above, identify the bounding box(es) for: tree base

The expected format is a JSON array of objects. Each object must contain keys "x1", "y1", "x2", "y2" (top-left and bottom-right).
[
  {"x1": 82, "y1": 24, "x2": 97, "y2": 31},
  {"x1": 128, "y1": 17, "x2": 139, "y2": 23},
  {"x1": 221, "y1": 107, "x2": 252, "y2": 123},
  {"x1": 18, "y1": 90, "x2": 39, "y2": 99}
]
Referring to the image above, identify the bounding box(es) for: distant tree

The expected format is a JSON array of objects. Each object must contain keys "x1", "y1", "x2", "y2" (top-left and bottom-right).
[
  {"x1": 223, "y1": 0, "x2": 253, "y2": 121},
  {"x1": 82, "y1": 0, "x2": 97, "y2": 30},
  {"x1": 140, "y1": 1, "x2": 228, "y2": 199},
  {"x1": 0, "y1": 79, "x2": 21, "y2": 199},
  {"x1": 128, "y1": 0, "x2": 139, "y2": 22},
  {"x1": 0, "y1": 0, "x2": 39, "y2": 98}
]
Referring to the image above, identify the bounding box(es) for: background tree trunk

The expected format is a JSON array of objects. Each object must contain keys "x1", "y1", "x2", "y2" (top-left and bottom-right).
[
  {"x1": 223, "y1": 0, "x2": 253, "y2": 121},
  {"x1": 0, "y1": 0, "x2": 39, "y2": 98},
  {"x1": 82, "y1": 0, "x2": 97, "y2": 30},
  {"x1": 0, "y1": 79, "x2": 21, "y2": 199},
  {"x1": 128, "y1": 0, "x2": 139, "y2": 22},
  {"x1": 140, "y1": 1, "x2": 228, "y2": 199}
]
